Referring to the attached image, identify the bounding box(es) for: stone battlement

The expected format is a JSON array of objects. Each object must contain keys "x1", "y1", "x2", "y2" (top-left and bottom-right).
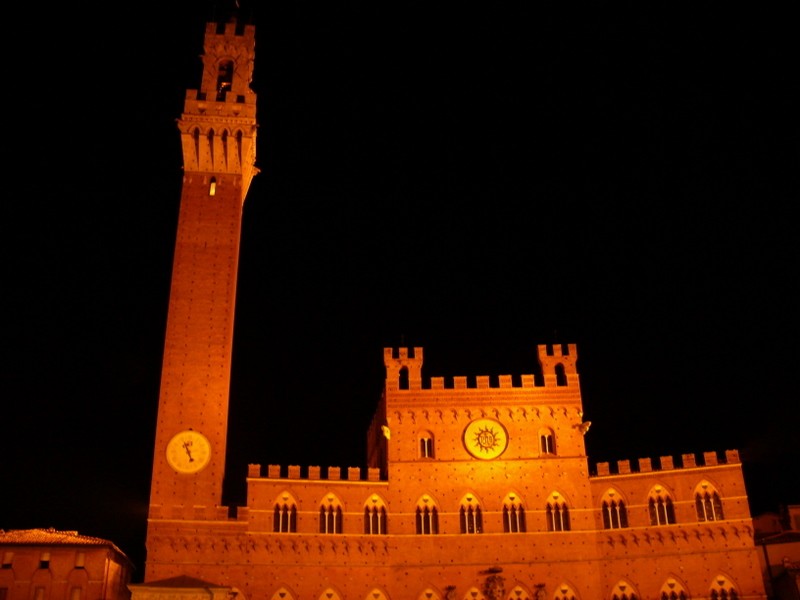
[
  {"x1": 247, "y1": 464, "x2": 382, "y2": 482},
  {"x1": 593, "y1": 449, "x2": 740, "y2": 476},
  {"x1": 384, "y1": 344, "x2": 579, "y2": 391}
]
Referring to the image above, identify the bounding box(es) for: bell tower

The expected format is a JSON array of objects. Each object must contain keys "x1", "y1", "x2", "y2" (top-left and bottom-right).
[{"x1": 146, "y1": 12, "x2": 257, "y2": 535}]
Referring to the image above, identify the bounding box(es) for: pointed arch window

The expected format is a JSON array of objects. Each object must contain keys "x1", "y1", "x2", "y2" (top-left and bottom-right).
[
  {"x1": 192, "y1": 127, "x2": 201, "y2": 163},
  {"x1": 504, "y1": 586, "x2": 533, "y2": 600},
  {"x1": 695, "y1": 482, "x2": 724, "y2": 522},
  {"x1": 648, "y1": 487, "x2": 677, "y2": 526},
  {"x1": 419, "y1": 431, "x2": 435, "y2": 458},
  {"x1": 611, "y1": 580, "x2": 640, "y2": 600},
  {"x1": 659, "y1": 577, "x2": 689, "y2": 600},
  {"x1": 502, "y1": 493, "x2": 526, "y2": 533},
  {"x1": 320, "y1": 496, "x2": 343, "y2": 534},
  {"x1": 545, "y1": 492, "x2": 570, "y2": 531},
  {"x1": 270, "y1": 589, "x2": 295, "y2": 600},
  {"x1": 709, "y1": 575, "x2": 739, "y2": 600},
  {"x1": 554, "y1": 583, "x2": 578, "y2": 600},
  {"x1": 459, "y1": 494, "x2": 483, "y2": 534},
  {"x1": 601, "y1": 489, "x2": 628, "y2": 529},
  {"x1": 415, "y1": 495, "x2": 439, "y2": 534},
  {"x1": 364, "y1": 495, "x2": 387, "y2": 534},
  {"x1": 273, "y1": 492, "x2": 297, "y2": 532}
]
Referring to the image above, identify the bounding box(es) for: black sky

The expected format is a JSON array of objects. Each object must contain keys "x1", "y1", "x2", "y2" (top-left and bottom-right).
[{"x1": 2, "y1": 2, "x2": 798, "y2": 582}]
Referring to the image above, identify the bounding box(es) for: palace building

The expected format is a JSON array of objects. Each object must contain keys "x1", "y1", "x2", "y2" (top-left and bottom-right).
[{"x1": 130, "y1": 12, "x2": 769, "y2": 600}]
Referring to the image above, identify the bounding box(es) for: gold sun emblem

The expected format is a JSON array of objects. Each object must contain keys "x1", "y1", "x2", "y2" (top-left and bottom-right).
[
  {"x1": 473, "y1": 425, "x2": 502, "y2": 453},
  {"x1": 463, "y1": 419, "x2": 509, "y2": 460}
]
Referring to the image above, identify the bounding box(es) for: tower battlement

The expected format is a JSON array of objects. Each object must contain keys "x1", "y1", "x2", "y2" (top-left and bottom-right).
[
  {"x1": 593, "y1": 449, "x2": 740, "y2": 476},
  {"x1": 247, "y1": 464, "x2": 382, "y2": 482},
  {"x1": 384, "y1": 344, "x2": 580, "y2": 391}
]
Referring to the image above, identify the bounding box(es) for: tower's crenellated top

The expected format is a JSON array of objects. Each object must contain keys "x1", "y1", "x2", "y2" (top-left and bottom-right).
[
  {"x1": 383, "y1": 345, "x2": 580, "y2": 392},
  {"x1": 197, "y1": 21, "x2": 256, "y2": 104},
  {"x1": 537, "y1": 343, "x2": 578, "y2": 387},
  {"x1": 384, "y1": 347, "x2": 423, "y2": 391},
  {"x1": 178, "y1": 18, "x2": 258, "y2": 196}
]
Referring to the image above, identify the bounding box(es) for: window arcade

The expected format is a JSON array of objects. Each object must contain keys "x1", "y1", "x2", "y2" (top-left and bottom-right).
[
  {"x1": 320, "y1": 496, "x2": 343, "y2": 534},
  {"x1": 415, "y1": 495, "x2": 439, "y2": 534},
  {"x1": 648, "y1": 486, "x2": 677, "y2": 526},
  {"x1": 273, "y1": 492, "x2": 298, "y2": 533},
  {"x1": 695, "y1": 481, "x2": 724, "y2": 522},
  {"x1": 545, "y1": 492, "x2": 570, "y2": 532},
  {"x1": 459, "y1": 494, "x2": 483, "y2": 534},
  {"x1": 502, "y1": 493, "x2": 526, "y2": 533},
  {"x1": 601, "y1": 489, "x2": 628, "y2": 529}
]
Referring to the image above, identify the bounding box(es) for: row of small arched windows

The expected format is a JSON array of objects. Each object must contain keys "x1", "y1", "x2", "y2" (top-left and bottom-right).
[
  {"x1": 262, "y1": 575, "x2": 740, "y2": 600},
  {"x1": 604, "y1": 488, "x2": 724, "y2": 529},
  {"x1": 274, "y1": 487, "x2": 725, "y2": 534},
  {"x1": 275, "y1": 495, "x2": 566, "y2": 534}
]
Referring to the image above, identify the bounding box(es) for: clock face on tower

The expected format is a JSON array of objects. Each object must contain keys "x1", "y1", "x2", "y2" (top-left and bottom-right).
[
  {"x1": 166, "y1": 430, "x2": 211, "y2": 473},
  {"x1": 463, "y1": 418, "x2": 508, "y2": 459}
]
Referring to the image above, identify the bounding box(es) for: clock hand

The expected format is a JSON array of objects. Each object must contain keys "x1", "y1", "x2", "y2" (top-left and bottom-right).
[{"x1": 182, "y1": 440, "x2": 195, "y2": 462}]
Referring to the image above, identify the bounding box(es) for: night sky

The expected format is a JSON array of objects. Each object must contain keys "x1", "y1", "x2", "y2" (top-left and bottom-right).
[{"x1": 3, "y1": 2, "x2": 797, "y2": 582}]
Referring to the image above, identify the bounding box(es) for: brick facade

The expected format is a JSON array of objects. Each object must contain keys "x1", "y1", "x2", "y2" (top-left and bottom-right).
[{"x1": 139, "y1": 14, "x2": 769, "y2": 600}]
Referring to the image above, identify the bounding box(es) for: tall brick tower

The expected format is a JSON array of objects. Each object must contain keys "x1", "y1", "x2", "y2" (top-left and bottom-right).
[{"x1": 145, "y1": 11, "x2": 257, "y2": 566}]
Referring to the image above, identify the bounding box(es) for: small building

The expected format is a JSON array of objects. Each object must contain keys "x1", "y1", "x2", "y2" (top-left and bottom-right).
[
  {"x1": 755, "y1": 505, "x2": 800, "y2": 600},
  {"x1": 0, "y1": 529, "x2": 132, "y2": 600}
]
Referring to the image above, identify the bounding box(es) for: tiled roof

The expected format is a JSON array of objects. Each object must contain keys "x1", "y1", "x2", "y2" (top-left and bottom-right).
[{"x1": 0, "y1": 528, "x2": 114, "y2": 547}]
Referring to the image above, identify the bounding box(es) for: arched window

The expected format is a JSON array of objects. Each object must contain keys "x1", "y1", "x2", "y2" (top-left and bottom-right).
[
  {"x1": 459, "y1": 494, "x2": 483, "y2": 534},
  {"x1": 207, "y1": 129, "x2": 216, "y2": 165},
  {"x1": 273, "y1": 492, "x2": 297, "y2": 532},
  {"x1": 601, "y1": 489, "x2": 628, "y2": 529},
  {"x1": 709, "y1": 575, "x2": 739, "y2": 600},
  {"x1": 399, "y1": 366, "x2": 409, "y2": 390},
  {"x1": 192, "y1": 127, "x2": 201, "y2": 159},
  {"x1": 416, "y1": 590, "x2": 442, "y2": 600},
  {"x1": 555, "y1": 363, "x2": 567, "y2": 386},
  {"x1": 415, "y1": 495, "x2": 439, "y2": 534},
  {"x1": 364, "y1": 589, "x2": 389, "y2": 600},
  {"x1": 553, "y1": 583, "x2": 578, "y2": 600},
  {"x1": 539, "y1": 428, "x2": 556, "y2": 455},
  {"x1": 317, "y1": 590, "x2": 342, "y2": 600},
  {"x1": 319, "y1": 495, "x2": 343, "y2": 534},
  {"x1": 364, "y1": 495, "x2": 387, "y2": 534},
  {"x1": 611, "y1": 580, "x2": 640, "y2": 600},
  {"x1": 659, "y1": 576, "x2": 689, "y2": 600},
  {"x1": 504, "y1": 585, "x2": 534, "y2": 600},
  {"x1": 270, "y1": 589, "x2": 295, "y2": 600},
  {"x1": 502, "y1": 492, "x2": 526, "y2": 533},
  {"x1": 695, "y1": 481, "x2": 724, "y2": 521},
  {"x1": 216, "y1": 59, "x2": 234, "y2": 100},
  {"x1": 648, "y1": 486, "x2": 677, "y2": 526},
  {"x1": 420, "y1": 431, "x2": 435, "y2": 458},
  {"x1": 545, "y1": 492, "x2": 570, "y2": 531}
]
